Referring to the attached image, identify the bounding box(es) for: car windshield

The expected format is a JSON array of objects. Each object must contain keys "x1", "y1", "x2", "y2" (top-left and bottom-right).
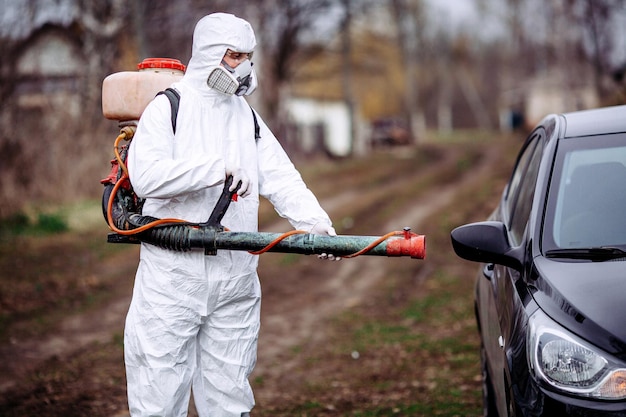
[{"x1": 543, "y1": 133, "x2": 626, "y2": 254}]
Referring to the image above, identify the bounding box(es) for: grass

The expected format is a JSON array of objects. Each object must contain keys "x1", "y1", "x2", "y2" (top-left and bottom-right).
[
  {"x1": 0, "y1": 211, "x2": 68, "y2": 237},
  {"x1": 276, "y1": 264, "x2": 483, "y2": 416},
  {"x1": 0, "y1": 203, "x2": 134, "y2": 342}
]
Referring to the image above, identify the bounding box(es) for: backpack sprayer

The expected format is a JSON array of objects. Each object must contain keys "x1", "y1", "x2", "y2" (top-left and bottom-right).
[{"x1": 100, "y1": 58, "x2": 425, "y2": 260}]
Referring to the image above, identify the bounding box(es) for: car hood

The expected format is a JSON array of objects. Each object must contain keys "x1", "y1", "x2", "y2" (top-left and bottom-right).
[{"x1": 532, "y1": 256, "x2": 626, "y2": 355}]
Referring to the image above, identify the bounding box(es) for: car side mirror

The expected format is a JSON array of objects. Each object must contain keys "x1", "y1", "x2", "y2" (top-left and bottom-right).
[{"x1": 450, "y1": 221, "x2": 523, "y2": 270}]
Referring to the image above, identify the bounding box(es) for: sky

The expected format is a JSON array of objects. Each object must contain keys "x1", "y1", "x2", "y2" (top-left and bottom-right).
[
  {"x1": 424, "y1": 0, "x2": 625, "y2": 66},
  {"x1": 425, "y1": 0, "x2": 477, "y2": 28},
  {"x1": 424, "y1": 0, "x2": 507, "y2": 41}
]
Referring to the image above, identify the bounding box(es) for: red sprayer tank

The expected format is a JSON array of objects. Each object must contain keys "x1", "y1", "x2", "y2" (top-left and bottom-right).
[{"x1": 102, "y1": 58, "x2": 185, "y2": 123}]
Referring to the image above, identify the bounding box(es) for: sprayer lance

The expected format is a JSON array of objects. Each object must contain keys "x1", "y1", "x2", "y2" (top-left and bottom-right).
[
  {"x1": 106, "y1": 176, "x2": 426, "y2": 259},
  {"x1": 108, "y1": 227, "x2": 425, "y2": 259},
  {"x1": 215, "y1": 230, "x2": 424, "y2": 258}
]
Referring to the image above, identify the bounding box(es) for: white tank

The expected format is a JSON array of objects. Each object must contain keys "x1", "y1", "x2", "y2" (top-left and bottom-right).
[{"x1": 102, "y1": 58, "x2": 185, "y2": 122}]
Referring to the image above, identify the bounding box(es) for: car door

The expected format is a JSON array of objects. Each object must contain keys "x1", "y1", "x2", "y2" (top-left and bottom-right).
[{"x1": 479, "y1": 128, "x2": 545, "y2": 415}]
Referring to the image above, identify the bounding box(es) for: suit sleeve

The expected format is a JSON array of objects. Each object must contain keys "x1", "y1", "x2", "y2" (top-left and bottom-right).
[
  {"x1": 255, "y1": 112, "x2": 333, "y2": 232},
  {"x1": 127, "y1": 95, "x2": 225, "y2": 199}
]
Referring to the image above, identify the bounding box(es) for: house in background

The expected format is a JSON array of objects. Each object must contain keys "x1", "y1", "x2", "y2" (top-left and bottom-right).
[
  {"x1": 1, "y1": 0, "x2": 124, "y2": 126},
  {"x1": 499, "y1": 69, "x2": 599, "y2": 131},
  {"x1": 284, "y1": 97, "x2": 368, "y2": 158},
  {"x1": 524, "y1": 70, "x2": 599, "y2": 127},
  {"x1": 14, "y1": 25, "x2": 86, "y2": 123}
]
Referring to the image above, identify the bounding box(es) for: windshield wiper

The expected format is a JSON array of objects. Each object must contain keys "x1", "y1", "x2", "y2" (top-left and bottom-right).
[{"x1": 545, "y1": 247, "x2": 626, "y2": 261}]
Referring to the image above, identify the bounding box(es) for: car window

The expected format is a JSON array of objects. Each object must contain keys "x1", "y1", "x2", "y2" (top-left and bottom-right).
[
  {"x1": 504, "y1": 131, "x2": 544, "y2": 245},
  {"x1": 505, "y1": 139, "x2": 535, "y2": 216},
  {"x1": 547, "y1": 134, "x2": 626, "y2": 249}
]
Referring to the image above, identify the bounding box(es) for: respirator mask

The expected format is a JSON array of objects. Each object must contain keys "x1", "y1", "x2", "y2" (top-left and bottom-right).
[{"x1": 207, "y1": 59, "x2": 257, "y2": 96}]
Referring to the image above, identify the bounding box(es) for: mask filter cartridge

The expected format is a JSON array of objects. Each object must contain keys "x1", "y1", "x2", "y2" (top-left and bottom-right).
[{"x1": 207, "y1": 60, "x2": 253, "y2": 96}]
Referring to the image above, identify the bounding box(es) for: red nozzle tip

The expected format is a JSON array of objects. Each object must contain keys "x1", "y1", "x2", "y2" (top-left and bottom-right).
[{"x1": 386, "y1": 234, "x2": 426, "y2": 259}]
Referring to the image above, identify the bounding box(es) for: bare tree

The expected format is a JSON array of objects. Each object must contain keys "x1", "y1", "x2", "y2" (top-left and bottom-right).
[
  {"x1": 252, "y1": 0, "x2": 337, "y2": 133},
  {"x1": 563, "y1": 0, "x2": 624, "y2": 100},
  {"x1": 390, "y1": 0, "x2": 425, "y2": 142},
  {"x1": 340, "y1": 0, "x2": 356, "y2": 155}
]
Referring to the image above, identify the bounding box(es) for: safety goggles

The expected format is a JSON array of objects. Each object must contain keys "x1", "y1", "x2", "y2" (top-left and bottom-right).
[{"x1": 225, "y1": 49, "x2": 253, "y2": 61}]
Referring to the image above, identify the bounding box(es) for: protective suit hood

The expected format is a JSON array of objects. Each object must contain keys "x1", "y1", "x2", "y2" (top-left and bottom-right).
[{"x1": 182, "y1": 13, "x2": 257, "y2": 96}]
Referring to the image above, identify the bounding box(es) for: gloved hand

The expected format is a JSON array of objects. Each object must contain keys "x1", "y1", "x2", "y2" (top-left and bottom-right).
[
  {"x1": 225, "y1": 166, "x2": 251, "y2": 198},
  {"x1": 310, "y1": 223, "x2": 341, "y2": 261},
  {"x1": 310, "y1": 222, "x2": 337, "y2": 236}
]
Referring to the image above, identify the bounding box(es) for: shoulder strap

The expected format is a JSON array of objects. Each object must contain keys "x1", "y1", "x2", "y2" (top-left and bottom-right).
[
  {"x1": 250, "y1": 106, "x2": 260, "y2": 141},
  {"x1": 158, "y1": 87, "x2": 259, "y2": 142},
  {"x1": 156, "y1": 87, "x2": 180, "y2": 133}
]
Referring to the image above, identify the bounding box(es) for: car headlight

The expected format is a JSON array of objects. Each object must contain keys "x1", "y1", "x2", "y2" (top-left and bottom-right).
[{"x1": 528, "y1": 309, "x2": 626, "y2": 399}]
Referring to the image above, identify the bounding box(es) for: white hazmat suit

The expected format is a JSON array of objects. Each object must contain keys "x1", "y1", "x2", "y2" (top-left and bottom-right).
[{"x1": 125, "y1": 13, "x2": 334, "y2": 417}]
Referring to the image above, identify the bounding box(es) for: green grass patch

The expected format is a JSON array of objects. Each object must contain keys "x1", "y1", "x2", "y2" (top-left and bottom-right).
[{"x1": 0, "y1": 210, "x2": 68, "y2": 237}]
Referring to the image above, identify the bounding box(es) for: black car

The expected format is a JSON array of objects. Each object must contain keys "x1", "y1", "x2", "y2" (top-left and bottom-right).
[{"x1": 451, "y1": 105, "x2": 626, "y2": 416}]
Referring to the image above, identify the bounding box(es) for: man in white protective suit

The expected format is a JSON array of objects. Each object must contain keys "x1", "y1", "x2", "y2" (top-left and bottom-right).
[{"x1": 124, "y1": 12, "x2": 337, "y2": 417}]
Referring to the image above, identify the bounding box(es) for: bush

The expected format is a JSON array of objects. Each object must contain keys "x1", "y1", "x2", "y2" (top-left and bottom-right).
[
  {"x1": 0, "y1": 211, "x2": 68, "y2": 237},
  {"x1": 0, "y1": 212, "x2": 29, "y2": 235},
  {"x1": 35, "y1": 213, "x2": 68, "y2": 234}
]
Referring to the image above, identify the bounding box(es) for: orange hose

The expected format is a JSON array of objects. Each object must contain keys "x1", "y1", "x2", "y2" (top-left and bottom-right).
[
  {"x1": 114, "y1": 134, "x2": 129, "y2": 177},
  {"x1": 246, "y1": 230, "x2": 405, "y2": 258},
  {"x1": 113, "y1": 126, "x2": 136, "y2": 177},
  {"x1": 248, "y1": 230, "x2": 308, "y2": 255},
  {"x1": 341, "y1": 230, "x2": 404, "y2": 258},
  {"x1": 106, "y1": 127, "x2": 190, "y2": 235},
  {"x1": 106, "y1": 171, "x2": 190, "y2": 235}
]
